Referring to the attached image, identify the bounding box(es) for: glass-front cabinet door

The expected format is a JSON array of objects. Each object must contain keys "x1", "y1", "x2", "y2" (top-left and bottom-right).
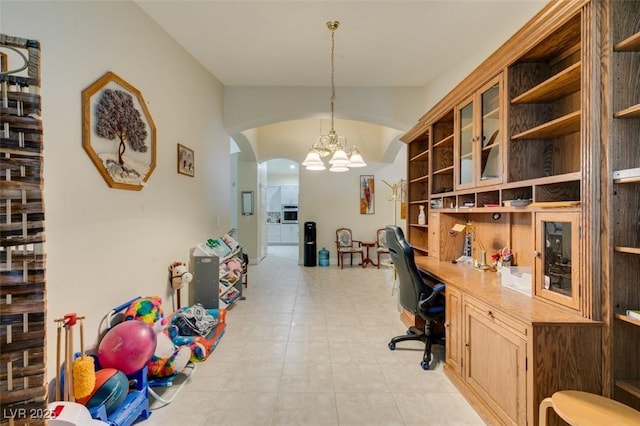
[
  {"x1": 455, "y1": 74, "x2": 503, "y2": 190},
  {"x1": 479, "y1": 80, "x2": 501, "y2": 183},
  {"x1": 534, "y1": 212, "x2": 581, "y2": 311},
  {"x1": 457, "y1": 99, "x2": 474, "y2": 188}
]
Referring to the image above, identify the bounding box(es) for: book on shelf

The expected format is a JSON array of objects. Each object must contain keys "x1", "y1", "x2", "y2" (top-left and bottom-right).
[
  {"x1": 626, "y1": 310, "x2": 640, "y2": 321},
  {"x1": 222, "y1": 233, "x2": 240, "y2": 251},
  {"x1": 205, "y1": 238, "x2": 231, "y2": 258}
]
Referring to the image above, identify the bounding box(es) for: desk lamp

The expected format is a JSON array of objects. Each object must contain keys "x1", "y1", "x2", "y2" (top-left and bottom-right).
[{"x1": 450, "y1": 222, "x2": 492, "y2": 270}]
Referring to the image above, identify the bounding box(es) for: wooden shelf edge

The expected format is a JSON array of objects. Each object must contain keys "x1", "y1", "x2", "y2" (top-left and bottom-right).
[
  {"x1": 511, "y1": 111, "x2": 581, "y2": 140},
  {"x1": 409, "y1": 175, "x2": 429, "y2": 184},
  {"x1": 409, "y1": 150, "x2": 429, "y2": 162},
  {"x1": 616, "y1": 313, "x2": 640, "y2": 329},
  {"x1": 502, "y1": 172, "x2": 582, "y2": 189},
  {"x1": 613, "y1": 104, "x2": 640, "y2": 119},
  {"x1": 409, "y1": 199, "x2": 429, "y2": 205},
  {"x1": 615, "y1": 379, "x2": 640, "y2": 400},
  {"x1": 614, "y1": 246, "x2": 640, "y2": 255},
  {"x1": 529, "y1": 200, "x2": 580, "y2": 208},
  {"x1": 433, "y1": 133, "x2": 454, "y2": 148},
  {"x1": 411, "y1": 244, "x2": 429, "y2": 254},
  {"x1": 614, "y1": 31, "x2": 640, "y2": 52},
  {"x1": 614, "y1": 177, "x2": 640, "y2": 184},
  {"x1": 511, "y1": 61, "x2": 581, "y2": 104},
  {"x1": 433, "y1": 165, "x2": 454, "y2": 175},
  {"x1": 409, "y1": 224, "x2": 428, "y2": 229}
]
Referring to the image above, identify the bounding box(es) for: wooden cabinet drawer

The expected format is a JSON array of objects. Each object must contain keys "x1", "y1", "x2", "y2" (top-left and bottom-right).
[{"x1": 464, "y1": 295, "x2": 528, "y2": 336}]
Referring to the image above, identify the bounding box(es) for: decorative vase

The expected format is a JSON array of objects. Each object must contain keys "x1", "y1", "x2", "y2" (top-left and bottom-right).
[{"x1": 418, "y1": 205, "x2": 426, "y2": 225}]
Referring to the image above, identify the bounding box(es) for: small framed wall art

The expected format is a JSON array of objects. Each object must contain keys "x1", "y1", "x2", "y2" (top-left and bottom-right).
[
  {"x1": 82, "y1": 71, "x2": 156, "y2": 191},
  {"x1": 177, "y1": 143, "x2": 194, "y2": 177},
  {"x1": 360, "y1": 175, "x2": 375, "y2": 214}
]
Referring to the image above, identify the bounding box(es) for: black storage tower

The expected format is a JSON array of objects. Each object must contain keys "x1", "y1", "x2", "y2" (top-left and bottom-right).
[{"x1": 303, "y1": 221, "x2": 317, "y2": 266}]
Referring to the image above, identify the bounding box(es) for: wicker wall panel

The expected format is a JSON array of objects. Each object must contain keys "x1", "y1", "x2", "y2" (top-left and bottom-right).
[{"x1": 0, "y1": 34, "x2": 47, "y2": 425}]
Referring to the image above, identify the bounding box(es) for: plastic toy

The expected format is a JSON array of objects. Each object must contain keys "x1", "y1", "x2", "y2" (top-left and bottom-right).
[
  {"x1": 167, "y1": 306, "x2": 226, "y2": 362},
  {"x1": 76, "y1": 368, "x2": 128, "y2": 415},
  {"x1": 123, "y1": 296, "x2": 192, "y2": 379},
  {"x1": 98, "y1": 320, "x2": 157, "y2": 375}
]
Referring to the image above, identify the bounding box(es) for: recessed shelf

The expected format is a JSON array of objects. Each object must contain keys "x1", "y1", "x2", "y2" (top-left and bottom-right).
[
  {"x1": 511, "y1": 62, "x2": 581, "y2": 104},
  {"x1": 613, "y1": 104, "x2": 640, "y2": 119},
  {"x1": 614, "y1": 31, "x2": 640, "y2": 52},
  {"x1": 511, "y1": 111, "x2": 581, "y2": 140}
]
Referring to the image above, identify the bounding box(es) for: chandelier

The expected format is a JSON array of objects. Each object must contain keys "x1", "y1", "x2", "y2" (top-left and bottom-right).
[{"x1": 302, "y1": 21, "x2": 366, "y2": 172}]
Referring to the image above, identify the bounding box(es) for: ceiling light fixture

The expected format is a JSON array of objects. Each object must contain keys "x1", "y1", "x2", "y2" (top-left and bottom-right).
[{"x1": 302, "y1": 21, "x2": 366, "y2": 172}]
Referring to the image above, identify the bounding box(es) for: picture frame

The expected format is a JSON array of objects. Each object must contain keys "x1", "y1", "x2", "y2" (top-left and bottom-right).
[
  {"x1": 360, "y1": 175, "x2": 375, "y2": 214},
  {"x1": 241, "y1": 191, "x2": 254, "y2": 215},
  {"x1": 82, "y1": 71, "x2": 156, "y2": 191},
  {"x1": 177, "y1": 143, "x2": 195, "y2": 177}
]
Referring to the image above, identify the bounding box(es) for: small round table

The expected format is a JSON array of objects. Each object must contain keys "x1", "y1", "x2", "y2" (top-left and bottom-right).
[
  {"x1": 539, "y1": 390, "x2": 640, "y2": 426},
  {"x1": 361, "y1": 242, "x2": 377, "y2": 268}
]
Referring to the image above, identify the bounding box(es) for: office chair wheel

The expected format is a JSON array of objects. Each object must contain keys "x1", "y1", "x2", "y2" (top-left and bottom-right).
[
  {"x1": 421, "y1": 360, "x2": 430, "y2": 370},
  {"x1": 388, "y1": 342, "x2": 396, "y2": 350}
]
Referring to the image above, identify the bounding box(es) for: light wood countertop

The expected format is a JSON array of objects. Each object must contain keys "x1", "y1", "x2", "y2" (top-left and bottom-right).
[{"x1": 414, "y1": 256, "x2": 599, "y2": 326}]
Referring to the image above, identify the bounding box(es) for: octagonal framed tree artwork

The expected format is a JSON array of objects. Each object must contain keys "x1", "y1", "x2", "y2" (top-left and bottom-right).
[{"x1": 82, "y1": 71, "x2": 156, "y2": 190}]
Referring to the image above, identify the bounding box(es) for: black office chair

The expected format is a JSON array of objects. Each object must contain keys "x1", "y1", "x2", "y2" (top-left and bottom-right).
[{"x1": 386, "y1": 225, "x2": 445, "y2": 370}]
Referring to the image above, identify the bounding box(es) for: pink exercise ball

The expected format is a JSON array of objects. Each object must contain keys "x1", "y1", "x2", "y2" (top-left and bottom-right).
[{"x1": 98, "y1": 320, "x2": 157, "y2": 375}]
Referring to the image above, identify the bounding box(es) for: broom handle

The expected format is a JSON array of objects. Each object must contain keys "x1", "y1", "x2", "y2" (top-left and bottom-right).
[
  {"x1": 79, "y1": 319, "x2": 85, "y2": 355},
  {"x1": 64, "y1": 324, "x2": 70, "y2": 401},
  {"x1": 68, "y1": 325, "x2": 75, "y2": 402},
  {"x1": 55, "y1": 323, "x2": 61, "y2": 401}
]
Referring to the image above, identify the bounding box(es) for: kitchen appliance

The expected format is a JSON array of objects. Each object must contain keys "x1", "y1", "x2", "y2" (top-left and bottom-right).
[{"x1": 282, "y1": 205, "x2": 298, "y2": 223}]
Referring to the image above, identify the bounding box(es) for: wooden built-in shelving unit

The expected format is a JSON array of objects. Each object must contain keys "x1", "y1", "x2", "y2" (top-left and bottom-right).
[
  {"x1": 610, "y1": 0, "x2": 640, "y2": 412},
  {"x1": 400, "y1": 0, "x2": 640, "y2": 423}
]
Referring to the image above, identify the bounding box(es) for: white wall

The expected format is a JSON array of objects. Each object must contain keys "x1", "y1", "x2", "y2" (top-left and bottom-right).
[
  {"x1": 299, "y1": 144, "x2": 407, "y2": 264},
  {"x1": 2, "y1": 0, "x2": 230, "y2": 377}
]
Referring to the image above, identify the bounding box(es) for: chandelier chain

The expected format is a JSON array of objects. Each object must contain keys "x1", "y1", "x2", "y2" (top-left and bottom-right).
[{"x1": 330, "y1": 23, "x2": 336, "y2": 132}]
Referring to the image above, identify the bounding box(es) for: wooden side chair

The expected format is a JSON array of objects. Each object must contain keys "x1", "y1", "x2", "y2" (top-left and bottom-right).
[
  {"x1": 335, "y1": 228, "x2": 364, "y2": 269},
  {"x1": 375, "y1": 228, "x2": 390, "y2": 269}
]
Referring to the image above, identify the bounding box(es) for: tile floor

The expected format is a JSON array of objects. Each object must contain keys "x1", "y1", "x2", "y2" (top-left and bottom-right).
[{"x1": 142, "y1": 245, "x2": 485, "y2": 425}]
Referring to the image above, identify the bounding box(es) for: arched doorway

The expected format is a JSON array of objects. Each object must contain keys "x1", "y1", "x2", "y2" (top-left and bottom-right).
[{"x1": 264, "y1": 158, "x2": 299, "y2": 259}]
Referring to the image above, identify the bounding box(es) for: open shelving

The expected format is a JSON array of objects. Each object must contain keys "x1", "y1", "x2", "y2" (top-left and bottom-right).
[
  {"x1": 507, "y1": 13, "x2": 582, "y2": 183},
  {"x1": 610, "y1": 0, "x2": 640, "y2": 410}
]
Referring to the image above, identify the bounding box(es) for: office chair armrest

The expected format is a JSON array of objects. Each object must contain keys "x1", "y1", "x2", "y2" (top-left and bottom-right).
[
  {"x1": 432, "y1": 283, "x2": 446, "y2": 294},
  {"x1": 418, "y1": 283, "x2": 446, "y2": 310}
]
